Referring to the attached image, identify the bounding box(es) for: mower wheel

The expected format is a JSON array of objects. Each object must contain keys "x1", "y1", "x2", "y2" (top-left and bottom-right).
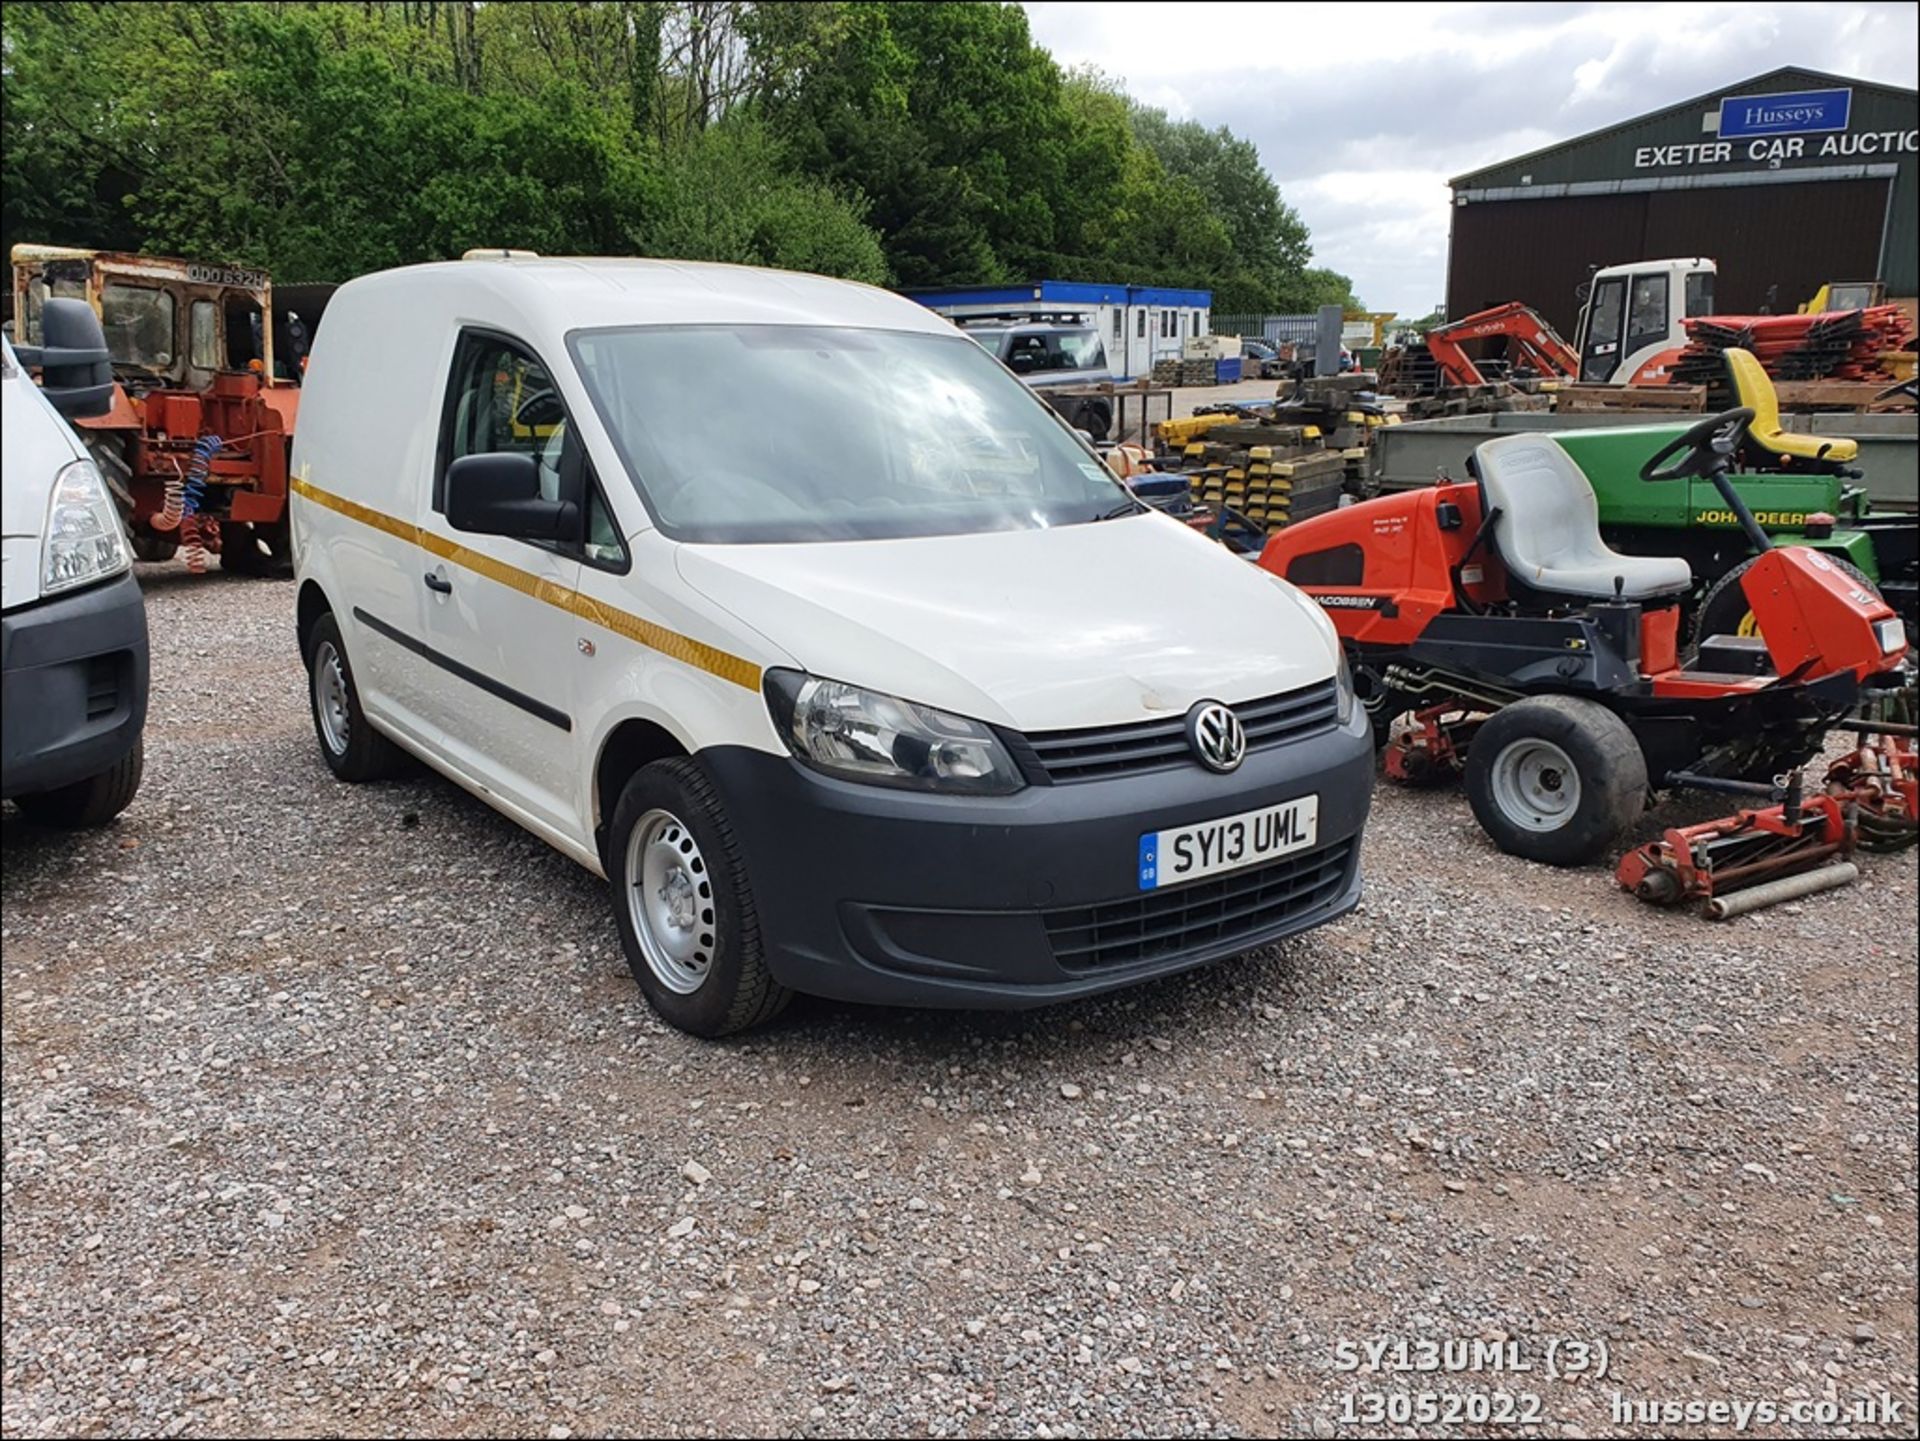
[
  {"x1": 1465, "y1": 696, "x2": 1646, "y2": 867},
  {"x1": 1693, "y1": 553, "x2": 1879, "y2": 647}
]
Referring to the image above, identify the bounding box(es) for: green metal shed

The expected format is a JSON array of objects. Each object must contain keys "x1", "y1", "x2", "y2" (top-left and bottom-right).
[{"x1": 1446, "y1": 67, "x2": 1918, "y2": 335}]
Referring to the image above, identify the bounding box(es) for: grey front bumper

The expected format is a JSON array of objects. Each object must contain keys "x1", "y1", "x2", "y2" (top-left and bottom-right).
[
  {"x1": 1, "y1": 570, "x2": 149, "y2": 799},
  {"x1": 700, "y1": 704, "x2": 1376, "y2": 1009}
]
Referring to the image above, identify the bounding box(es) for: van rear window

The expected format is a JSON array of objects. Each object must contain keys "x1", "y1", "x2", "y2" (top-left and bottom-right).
[{"x1": 568, "y1": 325, "x2": 1132, "y2": 544}]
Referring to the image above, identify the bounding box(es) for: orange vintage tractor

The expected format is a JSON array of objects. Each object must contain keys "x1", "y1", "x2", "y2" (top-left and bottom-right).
[{"x1": 10, "y1": 245, "x2": 332, "y2": 576}]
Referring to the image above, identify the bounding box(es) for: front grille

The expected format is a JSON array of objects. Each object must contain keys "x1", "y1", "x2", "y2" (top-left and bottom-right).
[
  {"x1": 84, "y1": 655, "x2": 121, "y2": 721},
  {"x1": 1020, "y1": 679, "x2": 1339, "y2": 783},
  {"x1": 1043, "y1": 840, "x2": 1352, "y2": 970}
]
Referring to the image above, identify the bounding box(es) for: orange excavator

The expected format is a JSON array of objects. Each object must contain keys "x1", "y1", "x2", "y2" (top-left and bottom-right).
[{"x1": 1422, "y1": 301, "x2": 1578, "y2": 388}]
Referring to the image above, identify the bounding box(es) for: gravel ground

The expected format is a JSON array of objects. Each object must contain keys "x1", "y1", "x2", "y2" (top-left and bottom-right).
[{"x1": 3, "y1": 565, "x2": 1915, "y2": 1439}]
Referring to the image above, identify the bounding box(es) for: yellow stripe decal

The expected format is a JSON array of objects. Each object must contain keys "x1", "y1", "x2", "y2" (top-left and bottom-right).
[{"x1": 291, "y1": 476, "x2": 763, "y2": 692}]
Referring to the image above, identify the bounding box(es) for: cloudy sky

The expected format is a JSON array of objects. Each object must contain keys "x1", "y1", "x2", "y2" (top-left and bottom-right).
[{"x1": 1023, "y1": 2, "x2": 1919, "y2": 317}]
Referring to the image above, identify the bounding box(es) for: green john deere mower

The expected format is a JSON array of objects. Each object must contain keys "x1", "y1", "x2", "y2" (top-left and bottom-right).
[{"x1": 1540, "y1": 350, "x2": 1915, "y2": 643}]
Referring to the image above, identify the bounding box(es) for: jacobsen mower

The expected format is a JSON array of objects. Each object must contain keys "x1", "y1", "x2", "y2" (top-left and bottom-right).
[{"x1": 1258, "y1": 402, "x2": 1912, "y2": 869}]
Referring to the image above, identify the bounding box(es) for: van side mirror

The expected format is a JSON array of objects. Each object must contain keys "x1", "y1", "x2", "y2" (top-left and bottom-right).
[
  {"x1": 445, "y1": 452, "x2": 579, "y2": 542},
  {"x1": 17, "y1": 298, "x2": 115, "y2": 419}
]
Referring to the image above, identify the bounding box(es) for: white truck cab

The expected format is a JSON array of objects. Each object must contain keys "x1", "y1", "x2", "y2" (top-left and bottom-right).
[
  {"x1": 2, "y1": 301, "x2": 148, "y2": 826},
  {"x1": 291, "y1": 254, "x2": 1373, "y2": 1035},
  {"x1": 1575, "y1": 257, "x2": 1716, "y2": 384}
]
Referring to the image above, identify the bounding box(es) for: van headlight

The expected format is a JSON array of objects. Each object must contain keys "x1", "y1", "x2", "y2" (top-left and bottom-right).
[
  {"x1": 42, "y1": 459, "x2": 131, "y2": 595},
  {"x1": 764, "y1": 670, "x2": 1025, "y2": 795},
  {"x1": 1334, "y1": 648, "x2": 1356, "y2": 726}
]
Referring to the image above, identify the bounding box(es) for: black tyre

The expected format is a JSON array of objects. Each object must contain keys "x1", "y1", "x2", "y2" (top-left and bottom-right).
[
  {"x1": 80, "y1": 431, "x2": 169, "y2": 560},
  {"x1": 304, "y1": 612, "x2": 407, "y2": 782},
  {"x1": 80, "y1": 429, "x2": 136, "y2": 511},
  {"x1": 1464, "y1": 696, "x2": 1647, "y2": 866},
  {"x1": 130, "y1": 531, "x2": 180, "y2": 563},
  {"x1": 608, "y1": 757, "x2": 790, "y2": 1038},
  {"x1": 221, "y1": 519, "x2": 295, "y2": 578},
  {"x1": 1693, "y1": 552, "x2": 1879, "y2": 647},
  {"x1": 13, "y1": 740, "x2": 143, "y2": 828},
  {"x1": 1083, "y1": 401, "x2": 1113, "y2": 441}
]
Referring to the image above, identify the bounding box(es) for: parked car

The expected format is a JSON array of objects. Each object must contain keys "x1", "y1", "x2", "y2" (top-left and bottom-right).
[
  {"x1": 960, "y1": 315, "x2": 1116, "y2": 439},
  {"x1": 291, "y1": 254, "x2": 1373, "y2": 1035},
  {"x1": 1241, "y1": 338, "x2": 1284, "y2": 379},
  {"x1": 2, "y1": 300, "x2": 148, "y2": 826}
]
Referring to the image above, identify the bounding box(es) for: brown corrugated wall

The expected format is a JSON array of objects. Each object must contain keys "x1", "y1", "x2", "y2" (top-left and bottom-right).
[{"x1": 1446, "y1": 178, "x2": 1890, "y2": 336}]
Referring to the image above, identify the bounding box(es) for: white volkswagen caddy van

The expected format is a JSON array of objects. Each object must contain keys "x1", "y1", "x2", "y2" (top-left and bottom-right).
[{"x1": 292, "y1": 255, "x2": 1373, "y2": 1035}]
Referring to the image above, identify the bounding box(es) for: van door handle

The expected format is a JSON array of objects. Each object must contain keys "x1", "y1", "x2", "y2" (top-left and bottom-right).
[{"x1": 424, "y1": 572, "x2": 452, "y2": 594}]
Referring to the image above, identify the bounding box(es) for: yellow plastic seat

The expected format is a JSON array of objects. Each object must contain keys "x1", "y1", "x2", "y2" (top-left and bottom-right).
[{"x1": 1724, "y1": 348, "x2": 1859, "y2": 465}]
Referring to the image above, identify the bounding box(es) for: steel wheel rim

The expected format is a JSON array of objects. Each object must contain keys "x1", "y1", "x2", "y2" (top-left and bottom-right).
[
  {"x1": 314, "y1": 641, "x2": 351, "y2": 756},
  {"x1": 1490, "y1": 737, "x2": 1581, "y2": 832},
  {"x1": 625, "y1": 808, "x2": 716, "y2": 995}
]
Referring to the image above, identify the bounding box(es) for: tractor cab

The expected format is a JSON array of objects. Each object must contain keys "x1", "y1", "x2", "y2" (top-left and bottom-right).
[
  {"x1": 1574, "y1": 257, "x2": 1716, "y2": 384},
  {"x1": 1801, "y1": 280, "x2": 1886, "y2": 314},
  {"x1": 10, "y1": 245, "x2": 291, "y2": 394}
]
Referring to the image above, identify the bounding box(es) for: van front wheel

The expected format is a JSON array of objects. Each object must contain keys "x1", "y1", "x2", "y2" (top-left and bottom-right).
[{"x1": 609, "y1": 758, "x2": 790, "y2": 1037}]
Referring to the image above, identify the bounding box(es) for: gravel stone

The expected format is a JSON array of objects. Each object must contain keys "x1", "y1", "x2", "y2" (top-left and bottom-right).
[{"x1": 1, "y1": 564, "x2": 1914, "y2": 1436}]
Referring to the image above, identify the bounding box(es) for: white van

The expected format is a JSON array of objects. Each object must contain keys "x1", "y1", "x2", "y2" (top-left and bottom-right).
[
  {"x1": 291, "y1": 255, "x2": 1373, "y2": 1035},
  {"x1": 2, "y1": 301, "x2": 148, "y2": 827}
]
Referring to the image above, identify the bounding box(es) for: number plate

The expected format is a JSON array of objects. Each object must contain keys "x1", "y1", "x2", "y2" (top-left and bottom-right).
[{"x1": 1138, "y1": 796, "x2": 1319, "y2": 891}]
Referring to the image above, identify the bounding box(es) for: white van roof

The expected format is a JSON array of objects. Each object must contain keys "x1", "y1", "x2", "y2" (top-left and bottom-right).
[{"x1": 337, "y1": 255, "x2": 955, "y2": 337}]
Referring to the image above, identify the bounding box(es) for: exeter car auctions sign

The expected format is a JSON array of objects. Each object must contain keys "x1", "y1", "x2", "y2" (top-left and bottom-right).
[
  {"x1": 1634, "y1": 130, "x2": 1919, "y2": 168},
  {"x1": 1718, "y1": 86, "x2": 1851, "y2": 139}
]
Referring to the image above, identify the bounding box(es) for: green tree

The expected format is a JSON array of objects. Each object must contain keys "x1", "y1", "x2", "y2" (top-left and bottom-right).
[
  {"x1": 1279, "y1": 266, "x2": 1364, "y2": 314},
  {"x1": 1, "y1": 0, "x2": 1346, "y2": 308},
  {"x1": 636, "y1": 117, "x2": 889, "y2": 282},
  {"x1": 1127, "y1": 102, "x2": 1311, "y2": 278},
  {"x1": 762, "y1": 2, "x2": 1087, "y2": 285}
]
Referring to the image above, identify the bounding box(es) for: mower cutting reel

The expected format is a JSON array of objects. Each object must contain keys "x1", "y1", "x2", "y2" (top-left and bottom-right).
[{"x1": 1616, "y1": 718, "x2": 1917, "y2": 915}]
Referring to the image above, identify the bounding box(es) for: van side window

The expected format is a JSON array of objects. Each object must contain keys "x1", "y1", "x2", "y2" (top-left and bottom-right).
[
  {"x1": 441, "y1": 334, "x2": 567, "y2": 507},
  {"x1": 437, "y1": 330, "x2": 628, "y2": 572}
]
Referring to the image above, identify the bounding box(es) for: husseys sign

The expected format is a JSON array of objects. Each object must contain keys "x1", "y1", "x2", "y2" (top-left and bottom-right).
[
  {"x1": 1718, "y1": 87, "x2": 1851, "y2": 139},
  {"x1": 1633, "y1": 85, "x2": 1917, "y2": 170}
]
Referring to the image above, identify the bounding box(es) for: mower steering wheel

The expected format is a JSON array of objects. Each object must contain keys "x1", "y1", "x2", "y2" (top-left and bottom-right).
[{"x1": 1638, "y1": 406, "x2": 1755, "y2": 483}]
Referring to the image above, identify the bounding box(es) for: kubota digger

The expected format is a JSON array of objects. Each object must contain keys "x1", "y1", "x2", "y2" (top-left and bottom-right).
[{"x1": 1258, "y1": 388, "x2": 1911, "y2": 868}]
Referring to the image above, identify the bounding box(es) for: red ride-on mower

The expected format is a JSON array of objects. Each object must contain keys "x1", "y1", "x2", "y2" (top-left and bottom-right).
[{"x1": 1258, "y1": 406, "x2": 1912, "y2": 865}]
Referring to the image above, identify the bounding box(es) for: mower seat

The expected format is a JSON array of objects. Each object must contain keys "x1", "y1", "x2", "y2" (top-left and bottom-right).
[
  {"x1": 1724, "y1": 348, "x2": 1859, "y2": 467},
  {"x1": 1475, "y1": 434, "x2": 1693, "y2": 601}
]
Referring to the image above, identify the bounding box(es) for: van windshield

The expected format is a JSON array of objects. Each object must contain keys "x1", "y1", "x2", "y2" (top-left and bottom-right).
[{"x1": 568, "y1": 325, "x2": 1132, "y2": 544}]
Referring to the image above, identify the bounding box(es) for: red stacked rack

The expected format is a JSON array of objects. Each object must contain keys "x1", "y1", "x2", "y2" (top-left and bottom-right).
[{"x1": 1669, "y1": 305, "x2": 1915, "y2": 386}]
